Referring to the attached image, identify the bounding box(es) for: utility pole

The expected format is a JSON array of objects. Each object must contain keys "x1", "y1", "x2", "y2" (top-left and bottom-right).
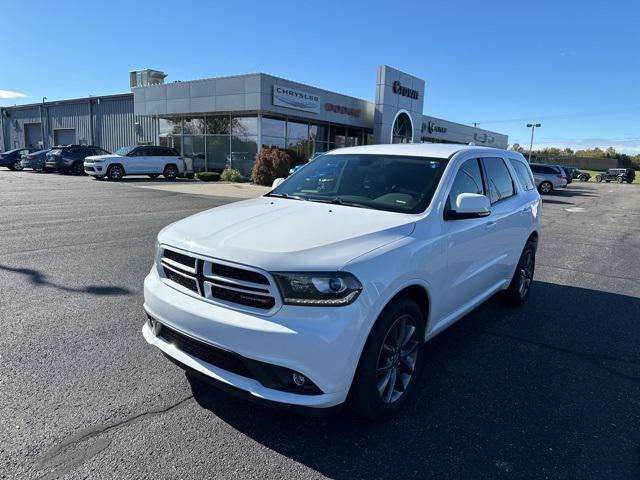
[{"x1": 526, "y1": 123, "x2": 541, "y2": 163}]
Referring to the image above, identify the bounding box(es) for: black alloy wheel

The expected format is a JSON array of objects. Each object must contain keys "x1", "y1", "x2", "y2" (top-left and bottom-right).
[
  {"x1": 107, "y1": 164, "x2": 124, "y2": 181},
  {"x1": 163, "y1": 164, "x2": 178, "y2": 180}
]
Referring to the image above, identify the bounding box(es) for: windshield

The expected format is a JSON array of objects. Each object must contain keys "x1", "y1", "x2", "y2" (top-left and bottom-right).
[
  {"x1": 114, "y1": 146, "x2": 135, "y2": 156},
  {"x1": 268, "y1": 154, "x2": 446, "y2": 213}
]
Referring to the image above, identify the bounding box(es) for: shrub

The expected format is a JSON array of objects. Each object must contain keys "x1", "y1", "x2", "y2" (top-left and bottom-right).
[
  {"x1": 196, "y1": 172, "x2": 220, "y2": 182},
  {"x1": 220, "y1": 168, "x2": 243, "y2": 182},
  {"x1": 251, "y1": 146, "x2": 295, "y2": 186}
]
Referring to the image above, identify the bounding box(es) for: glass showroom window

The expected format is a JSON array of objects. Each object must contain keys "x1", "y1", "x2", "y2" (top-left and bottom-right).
[
  {"x1": 159, "y1": 118, "x2": 183, "y2": 135},
  {"x1": 232, "y1": 116, "x2": 258, "y2": 136},
  {"x1": 230, "y1": 135, "x2": 258, "y2": 178},
  {"x1": 183, "y1": 117, "x2": 205, "y2": 135},
  {"x1": 287, "y1": 120, "x2": 309, "y2": 163},
  {"x1": 310, "y1": 124, "x2": 328, "y2": 155},
  {"x1": 205, "y1": 136, "x2": 229, "y2": 172},
  {"x1": 183, "y1": 135, "x2": 206, "y2": 173},
  {"x1": 262, "y1": 116, "x2": 286, "y2": 138},
  {"x1": 206, "y1": 116, "x2": 231, "y2": 135}
]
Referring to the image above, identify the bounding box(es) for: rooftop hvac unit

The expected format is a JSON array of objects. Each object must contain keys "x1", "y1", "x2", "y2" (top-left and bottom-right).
[{"x1": 130, "y1": 69, "x2": 167, "y2": 88}]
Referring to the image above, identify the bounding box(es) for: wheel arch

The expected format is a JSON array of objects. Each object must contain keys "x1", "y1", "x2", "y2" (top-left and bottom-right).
[{"x1": 108, "y1": 162, "x2": 125, "y2": 174}]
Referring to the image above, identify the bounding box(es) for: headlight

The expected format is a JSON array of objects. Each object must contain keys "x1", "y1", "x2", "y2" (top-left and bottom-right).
[
  {"x1": 93, "y1": 159, "x2": 104, "y2": 163},
  {"x1": 272, "y1": 272, "x2": 362, "y2": 306}
]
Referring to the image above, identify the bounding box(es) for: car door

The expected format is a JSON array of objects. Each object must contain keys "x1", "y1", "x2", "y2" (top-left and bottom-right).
[
  {"x1": 441, "y1": 157, "x2": 500, "y2": 318},
  {"x1": 125, "y1": 147, "x2": 146, "y2": 174},
  {"x1": 149, "y1": 147, "x2": 166, "y2": 174},
  {"x1": 479, "y1": 156, "x2": 525, "y2": 281}
]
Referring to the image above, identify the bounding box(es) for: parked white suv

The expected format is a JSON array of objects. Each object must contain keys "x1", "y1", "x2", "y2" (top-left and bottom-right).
[
  {"x1": 84, "y1": 145, "x2": 185, "y2": 180},
  {"x1": 142, "y1": 144, "x2": 541, "y2": 419}
]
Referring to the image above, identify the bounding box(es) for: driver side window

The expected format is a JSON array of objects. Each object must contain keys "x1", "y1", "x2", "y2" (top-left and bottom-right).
[{"x1": 446, "y1": 158, "x2": 484, "y2": 211}]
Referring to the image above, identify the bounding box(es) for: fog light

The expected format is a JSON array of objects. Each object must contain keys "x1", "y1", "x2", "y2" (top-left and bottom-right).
[
  {"x1": 292, "y1": 372, "x2": 306, "y2": 386},
  {"x1": 147, "y1": 316, "x2": 161, "y2": 335}
]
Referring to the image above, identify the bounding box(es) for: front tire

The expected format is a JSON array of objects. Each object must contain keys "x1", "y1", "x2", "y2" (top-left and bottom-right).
[
  {"x1": 579, "y1": 175, "x2": 588, "y2": 182},
  {"x1": 107, "y1": 164, "x2": 124, "y2": 181},
  {"x1": 349, "y1": 297, "x2": 424, "y2": 421},
  {"x1": 538, "y1": 181, "x2": 552, "y2": 194},
  {"x1": 501, "y1": 240, "x2": 536, "y2": 305},
  {"x1": 163, "y1": 164, "x2": 178, "y2": 180},
  {"x1": 72, "y1": 162, "x2": 84, "y2": 175},
  {"x1": 13, "y1": 160, "x2": 23, "y2": 171}
]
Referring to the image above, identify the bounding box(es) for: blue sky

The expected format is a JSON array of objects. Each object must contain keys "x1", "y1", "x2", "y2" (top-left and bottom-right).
[{"x1": 2, "y1": 0, "x2": 639, "y2": 153}]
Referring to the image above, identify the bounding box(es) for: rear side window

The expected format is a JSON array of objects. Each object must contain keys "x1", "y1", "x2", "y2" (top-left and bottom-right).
[
  {"x1": 531, "y1": 164, "x2": 555, "y2": 174},
  {"x1": 481, "y1": 157, "x2": 515, "y2": 204},
  {"x1": 446, "y1": 158, "x2": 484, "y2": 211},
  {"x1": 509, "y1": 159, "x2": 536, "y2": 191}
]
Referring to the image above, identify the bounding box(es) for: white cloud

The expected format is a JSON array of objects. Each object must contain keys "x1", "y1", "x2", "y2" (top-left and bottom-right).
[{"x1": 0, "y1": 89, "x2": 27, "y2": 99}]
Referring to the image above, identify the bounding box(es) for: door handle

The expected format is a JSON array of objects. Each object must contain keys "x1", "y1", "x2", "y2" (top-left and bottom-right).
[
  {"x1": 485, "y1": 220, "x2": 497, "y2": 228},
  {"x1": 520, "y1": 206, "x2": 531, "y2": 215}
]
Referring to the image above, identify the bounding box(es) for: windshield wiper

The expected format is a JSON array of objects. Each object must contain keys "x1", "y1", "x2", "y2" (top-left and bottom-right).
[
  {"x1": 265, "y1": 192, "x2": 308, "y2": 201},
  {"x1": 307, "y1": 197, "x2": 370, "y2": 209}
]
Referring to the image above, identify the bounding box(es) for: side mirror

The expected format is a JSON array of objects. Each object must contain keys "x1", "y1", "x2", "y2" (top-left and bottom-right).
[
  {"x1": 445, "y1": 193, "x2": 491, "y2": 220},
  {"x1": 272, "y1": 177, "x2": 285, "y2": 189}
]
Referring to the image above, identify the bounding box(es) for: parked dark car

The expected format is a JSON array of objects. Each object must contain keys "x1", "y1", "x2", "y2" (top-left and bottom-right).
[
  {"x1": 559, "y1": 166, "x2": 573, "y2": 184},
  {"x1": 569, "y1": 168, "x2": 591, "y2": 182},
  {"x1": 45, "y1": 145, "x2": 111, "y2": 174},
  {"x1": 0, "y1": 148, "x2": 40, "y2": 170},
  {"x1": 595, "y1": 168, "x2": 636, "y2": 184},
  {"x1": 20, "y1": 149, "x2": 51, "y2": 171}
]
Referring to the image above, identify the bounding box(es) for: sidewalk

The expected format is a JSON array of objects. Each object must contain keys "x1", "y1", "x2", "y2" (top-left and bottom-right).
[{"x1": 138, "y1": 181, "x2": 271, "y2": 199}]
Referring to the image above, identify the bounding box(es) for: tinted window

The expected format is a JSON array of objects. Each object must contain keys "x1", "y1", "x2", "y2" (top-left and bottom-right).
[
  {"x1": 509, "y1": 159, "x2": 536, "y2": 191},
  {"x1": 531, "y1": 164, "x2": 555, "y2": 174},
  {"x1": 482, "y1": 157, "x2": 515, "y2": 204},
  {"x1": 446, "y1": 158, "x2": 484, "y2": 211},
  {"x1": 271, "y1": 154, "x2": 445, "y2": 213},
  {"x1": 94, "y1": 148, "x2": 110, "y2": 155}
]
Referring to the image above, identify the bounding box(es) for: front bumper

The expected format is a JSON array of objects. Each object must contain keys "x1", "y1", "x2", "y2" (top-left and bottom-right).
[
  {"x1": 84, "y1": 162, "x2": 105, "y2": 176},
  {"x1": 21, "y1": 159, "x2": 44, "y2": 169},
  {"x1": 143, "y1": 268, "x2": 370, "y2": 408}
]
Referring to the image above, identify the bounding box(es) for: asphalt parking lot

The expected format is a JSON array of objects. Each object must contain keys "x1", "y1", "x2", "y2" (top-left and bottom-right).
[{"x1": 1, "y1": 172, "x2": 639, "y2": 479}]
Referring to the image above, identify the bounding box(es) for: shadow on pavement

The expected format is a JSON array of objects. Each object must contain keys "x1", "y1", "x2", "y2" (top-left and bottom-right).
[
  {"x1": 187, "y1": 281, "x2": 640, "y2": 479},
  {"x1": 0, "y1": 264, "x2": 133, "y2": 296}
]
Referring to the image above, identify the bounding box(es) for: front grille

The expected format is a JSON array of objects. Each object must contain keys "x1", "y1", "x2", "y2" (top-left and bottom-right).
[
  {"x1": 163, "y1": 266, "x2": 198, "y2": 293},
  {"x1": 164, "y1": 249, "x2": 196, "y2": 269},
  {"x1": 158, "y1": 324, "x2": 254, "y2": 379},
  {"x1": 160, "y1": 248, "x2": 278, "y2": 311},
  {"x1": 85, "y1": 166, "x2": 95, "y2": 172},
  {"x1": 211, "y1": 262, "x2": 269, "y2": 285}
]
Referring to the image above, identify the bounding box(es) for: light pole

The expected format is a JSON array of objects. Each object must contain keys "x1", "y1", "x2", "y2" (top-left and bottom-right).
[{"x1": 526, "y1": 123, "x2": 541, "y2": 163}]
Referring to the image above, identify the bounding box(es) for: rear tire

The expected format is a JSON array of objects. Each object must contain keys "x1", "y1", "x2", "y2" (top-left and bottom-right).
[
  {"x1": 163, "y1": 164, "x2": 178, "y2": 180},
  {"x1": 107, "y1": 164, "x2": 124, "y2": 181},
  {"x1": 538, "y1": 181, "x2": 552, "y2": 194},
  {"x1": 72, "y1": 162, "x2": 84, "y2": 175},
  {"x1": 349, "y1": 297, "x2": 425, "y2": 421},
  {"x1": 579, "y1": 175, "x2": 588, "y2": 182},
  {"x1": 596, "y1": 175, "x2": 602, "y2": 182},
  {"x1": 500, "y1": 240, "x2": 536, "y2": 306}
]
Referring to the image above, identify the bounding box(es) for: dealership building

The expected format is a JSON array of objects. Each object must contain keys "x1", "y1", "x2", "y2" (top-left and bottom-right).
[{"x1": 1, "y1": 65, "x2": 507, "y2": 176}]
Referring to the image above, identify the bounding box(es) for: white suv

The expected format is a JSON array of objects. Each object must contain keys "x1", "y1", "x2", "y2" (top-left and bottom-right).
[
  {"x1": 84, "y1": 145, "x2": 185, "y2": 180},
  {"x1": 142, "y1": 144, "x2": 541, "y2": 419}
]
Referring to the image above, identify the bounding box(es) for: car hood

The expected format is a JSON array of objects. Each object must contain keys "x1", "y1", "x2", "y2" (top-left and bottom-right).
[{"x1": 158, "y1": 196, "x2": 416, "y2": 271}]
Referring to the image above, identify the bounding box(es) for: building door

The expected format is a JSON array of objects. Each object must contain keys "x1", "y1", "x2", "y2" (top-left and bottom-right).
[
  {"x1": 54, "y1": 129, "x2": 76, "y2": 146},
  {"x1": 25, "y1": 123, "x2": 43, "y2": 148}
]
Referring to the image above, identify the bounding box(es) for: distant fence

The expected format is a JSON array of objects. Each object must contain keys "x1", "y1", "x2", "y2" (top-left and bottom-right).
[{"x1": 527, "y1": 155, "x2": 619, "y2": 171}]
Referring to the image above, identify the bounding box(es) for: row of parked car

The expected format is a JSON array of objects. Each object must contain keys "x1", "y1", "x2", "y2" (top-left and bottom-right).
[
  {"x1": 0, "y1": 145, "x2": 186, "y2": 180},
  {"x1": 528, "y1": 163, "x2": 635, "y2": 194}
]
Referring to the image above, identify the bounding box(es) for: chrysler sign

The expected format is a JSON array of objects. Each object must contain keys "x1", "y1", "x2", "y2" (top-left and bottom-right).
[{"x1": 273, "y1": 85, "x2": 320, "y2": 114}]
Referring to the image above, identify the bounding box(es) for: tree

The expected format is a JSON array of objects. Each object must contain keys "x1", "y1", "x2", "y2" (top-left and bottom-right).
[
  {"x1": 510, "y1": 143, "x2": 525, "y2": 153},
  {"x1": 251, "y1": 146, "x2": 294, "y2": 186}
]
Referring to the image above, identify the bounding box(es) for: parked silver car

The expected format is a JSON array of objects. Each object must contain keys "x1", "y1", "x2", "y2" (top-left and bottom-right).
[{"x1": 529, "y1": 163, "x2": 567, "y2": 194}]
